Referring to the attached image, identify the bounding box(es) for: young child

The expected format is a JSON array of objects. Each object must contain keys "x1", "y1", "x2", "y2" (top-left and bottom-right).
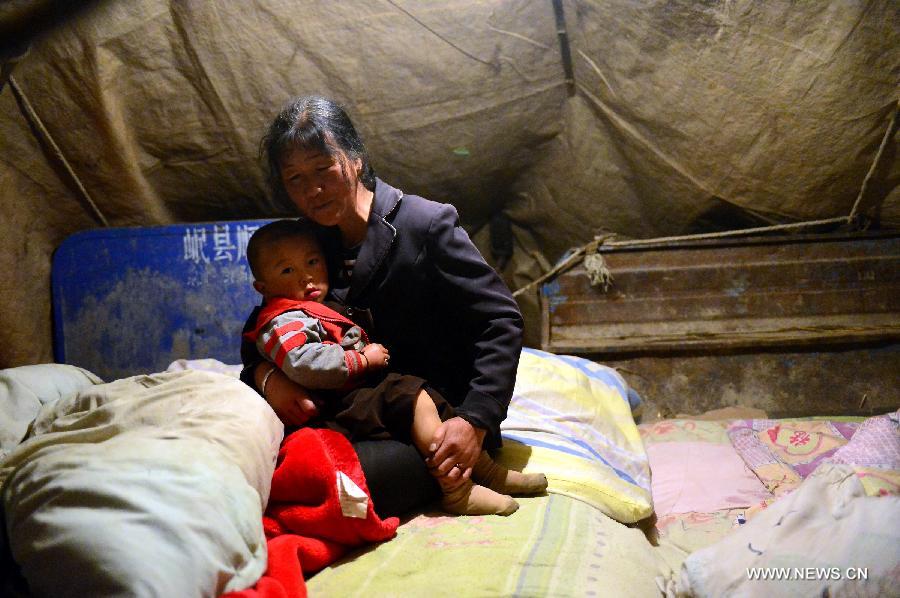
[{"x1": 244, "y1": 219, "x2": 547, "y2": 516}]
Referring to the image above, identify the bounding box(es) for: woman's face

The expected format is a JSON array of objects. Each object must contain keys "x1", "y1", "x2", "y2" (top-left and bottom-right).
[{"x1": 280, "y1": 147, "x2": 361, "y2": 227}]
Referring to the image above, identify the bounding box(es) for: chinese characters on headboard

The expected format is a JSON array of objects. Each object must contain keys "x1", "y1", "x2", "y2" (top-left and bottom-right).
[{"x1": 181, "y1": 223, "x2": 261, "y2": 287}]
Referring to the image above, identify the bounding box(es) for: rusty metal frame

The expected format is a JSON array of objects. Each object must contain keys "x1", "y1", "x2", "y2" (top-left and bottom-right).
[{"x1": 541, "y1": 232, "x2": 900, "y2": 355}]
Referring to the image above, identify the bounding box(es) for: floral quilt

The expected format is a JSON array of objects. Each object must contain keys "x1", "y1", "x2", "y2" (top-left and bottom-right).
[{"x1": 727, "y1": 411, "x2": 900, "y2": 498}]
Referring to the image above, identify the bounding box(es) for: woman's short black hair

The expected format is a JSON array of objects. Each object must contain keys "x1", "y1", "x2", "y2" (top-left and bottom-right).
[{"x1": 260, "y1": 95, "x2": 376, "y2": 204}]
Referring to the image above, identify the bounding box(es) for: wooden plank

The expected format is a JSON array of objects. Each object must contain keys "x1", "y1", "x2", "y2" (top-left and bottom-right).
[{"x1": 542, "y1": 232, "x2": 900, "y2": 354}]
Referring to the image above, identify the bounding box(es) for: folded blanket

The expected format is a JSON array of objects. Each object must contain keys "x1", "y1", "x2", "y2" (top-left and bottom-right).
[
  {"x1": 225, "y1": 428, "x2": 399, "y2": 598},
  {"x1": 2, "y1": 370, "x2": 281, "y2": 597}
]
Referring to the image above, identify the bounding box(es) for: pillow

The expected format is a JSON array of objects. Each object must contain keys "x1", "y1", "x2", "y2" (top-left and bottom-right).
[
  {"x1": 0, "y1": 364, "x2": 102, "y2": 459},
  {"x1": 498, "y1": 348, "x2": 652, "y2": 523},
  {"x1": 647, "y1": 442, "x2": 771, "y2": 515}
]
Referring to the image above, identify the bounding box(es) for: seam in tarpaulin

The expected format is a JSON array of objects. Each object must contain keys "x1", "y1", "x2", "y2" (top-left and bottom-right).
[
  {"x1": 551, "y1": 0, "x2": 575, "y2": 97},
  {"x1": 386, "y1": 0, "x2": 495, "y2": 69},
  {"x1": 8, "y1": 74, "x2": 109, "y2": 227}
]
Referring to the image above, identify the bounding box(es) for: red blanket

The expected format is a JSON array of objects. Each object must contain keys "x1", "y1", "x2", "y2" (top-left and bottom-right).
[{"x1": 224, "y1": 428, "x2": 399, "y2": 598}]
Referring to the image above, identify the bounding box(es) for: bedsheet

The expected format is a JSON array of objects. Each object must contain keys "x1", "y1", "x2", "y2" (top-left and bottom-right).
[
  {"x1": 728, "y1": 412, "x2": 900, "y2": 498},
  {"x1": 307, "y1": 494, "x2": 669, "y2": 598},
  {"x1": 639, "y1": 418, "x2": 772, "y2": 557}
]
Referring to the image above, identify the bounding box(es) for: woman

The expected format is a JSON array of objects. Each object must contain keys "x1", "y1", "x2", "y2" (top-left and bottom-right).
[{"x1": 241, "y1": 95, "x2": 524, "y2": 517}]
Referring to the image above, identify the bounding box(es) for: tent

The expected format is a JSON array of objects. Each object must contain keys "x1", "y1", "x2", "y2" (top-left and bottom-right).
[
  {"x1": 1, "y1": 4, "x2": 899, "y2": 596},
  {"x1": 1, "y1": 0, "x2": 897, "y2": 412}
]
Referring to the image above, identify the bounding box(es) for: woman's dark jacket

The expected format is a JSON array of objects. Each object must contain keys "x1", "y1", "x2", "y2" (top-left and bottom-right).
[{"x1": 241, "y1": 178, "x2": 524, "y2": 449}]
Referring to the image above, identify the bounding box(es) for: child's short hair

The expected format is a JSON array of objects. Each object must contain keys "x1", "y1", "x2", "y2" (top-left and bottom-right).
[{"x1": 247, "y1": 219, "x2": 320, "y2": 279}]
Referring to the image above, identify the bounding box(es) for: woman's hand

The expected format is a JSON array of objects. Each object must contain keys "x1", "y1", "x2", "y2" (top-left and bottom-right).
[
  {"x1": 426, "y1": 417, "x2": 486, "y2": 480},
  {"x1": 255, "y1": 363, "x2": 319, "y2": 426}
]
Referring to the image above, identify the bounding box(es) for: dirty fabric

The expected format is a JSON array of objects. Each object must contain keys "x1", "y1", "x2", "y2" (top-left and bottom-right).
[{"x1": 1, "y1": 0, "x2": 897, "y2": 366}]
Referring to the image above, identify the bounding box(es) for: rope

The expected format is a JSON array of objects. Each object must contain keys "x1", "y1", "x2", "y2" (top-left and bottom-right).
[
  {"x1": 600, "y1": 216, "x2": 849, "y2": 249},
  {"x1": 0, "y1": 61, "x2": 14, "y2": 95},
  {"x1": 512, "y1": 244, "x2": 585, "y2": 298},
  {"x1": 511, "y1": 217, "x2": 846, "y2": 297},
  {"x1": 9, "y1": 75, "x2": 109, "y2": 227},
  {"x1": 385, "y1": 0, "x2": 494, "y2": 69},
  {"x1": 848, "y1": 98, "x2": 900, "y2": 223}
]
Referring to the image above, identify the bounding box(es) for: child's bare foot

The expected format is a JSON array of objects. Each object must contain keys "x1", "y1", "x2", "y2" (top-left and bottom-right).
[
  {"x1": 440, "y1": 477, "x2": 519, "y2": 516},
  {"x1": 473, "y1": 451, "x2": 548, "y2": 496}
]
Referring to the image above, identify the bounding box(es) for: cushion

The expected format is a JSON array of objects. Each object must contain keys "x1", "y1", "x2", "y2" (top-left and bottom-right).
[{"x1": 498, "y1": 348, "x2": 652, "y2": 523}]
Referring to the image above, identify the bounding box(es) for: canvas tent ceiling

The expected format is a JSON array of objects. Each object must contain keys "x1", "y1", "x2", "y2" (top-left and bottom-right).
[{"x1": 1, "y1": 0, "x2": 898, "y2": 368}]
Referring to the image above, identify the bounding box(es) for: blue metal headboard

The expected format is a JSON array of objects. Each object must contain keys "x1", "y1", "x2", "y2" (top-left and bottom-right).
[{"x1": 52, "y1": 219, "x2": 274, "y2": 381}]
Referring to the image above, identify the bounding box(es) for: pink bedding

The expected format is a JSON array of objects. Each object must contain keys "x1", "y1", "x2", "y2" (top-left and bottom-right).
[{"x1": 646, "y1": 442, "x2": 770, "y2": 515}]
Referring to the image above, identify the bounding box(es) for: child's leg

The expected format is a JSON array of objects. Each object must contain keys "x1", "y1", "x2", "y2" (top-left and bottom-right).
[
  {"x1": 409, "y1": 389, "x2": 444, "y2": 454},
  {"x1": 410, "y1": 390, "x2": 518, "y2": 516},
  {"x1": 473, "y1": 452, "x2": 548, "y2": 496}
]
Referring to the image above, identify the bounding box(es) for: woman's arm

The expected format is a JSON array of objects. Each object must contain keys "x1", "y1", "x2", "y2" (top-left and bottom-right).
[
  {"x1": 252, "y1": 361, "x2": 319, "y2": 427},
  {"x1": 423, "y1": 203, "x2": 524, "y2": 474},
  {"x1": 428, "y1": 203, "x2": 524, "y2": 437}
]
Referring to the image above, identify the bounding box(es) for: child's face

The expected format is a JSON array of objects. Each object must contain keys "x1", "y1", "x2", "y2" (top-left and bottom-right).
[{"x1": 253, "y1": 235, "x2": 329, "y2": 303}]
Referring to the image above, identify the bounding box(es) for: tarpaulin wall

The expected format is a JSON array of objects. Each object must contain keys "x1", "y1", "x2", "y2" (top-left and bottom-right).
[{"x1": 1, "y1": 0, "x2": 897, "y2": 368}]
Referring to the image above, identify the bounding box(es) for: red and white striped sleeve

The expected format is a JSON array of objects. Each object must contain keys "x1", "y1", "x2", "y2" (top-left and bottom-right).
[{"x1": 256, "y1": 310, "x2": 354, "y2": 389}]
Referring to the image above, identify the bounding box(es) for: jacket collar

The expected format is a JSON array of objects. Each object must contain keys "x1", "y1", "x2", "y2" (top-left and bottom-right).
[
  {"x1": 332, "y1": 178, "x2": 402, "y2": 305},
  {"x1": 371, "y1": 177, "x2": 403, "y2": 220}
]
